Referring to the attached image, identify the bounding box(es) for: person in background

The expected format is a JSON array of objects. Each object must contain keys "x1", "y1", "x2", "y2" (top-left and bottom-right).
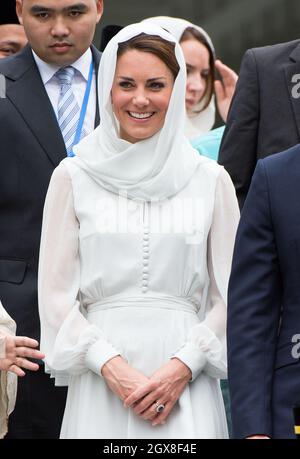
[
  {"x1": 99, "y1": 24, "x2": 123, "y2": 52},
  {"x1": 0, "y1": 301, "x2": 44, "y2": 439},
  {"x1": 0, "y1": 1, "x2": 27, "y2": 59},
  {"x1": 0, "y1": 0, "x2": 103, "y2": 438},
  {"x1": 219, "y1": 38, "x2": 300, "y2": 208},
  {"x1": 143, "y1": 16, "x2": 238, "y2": 160}
]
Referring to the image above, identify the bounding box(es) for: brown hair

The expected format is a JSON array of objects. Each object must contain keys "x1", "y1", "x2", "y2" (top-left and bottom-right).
[
  {"x1": 117, "y1": 33, "x2": 180, "y2": 80},
  {"x1": 180, "y1": 27, "x2": 215, "y2": 112}
]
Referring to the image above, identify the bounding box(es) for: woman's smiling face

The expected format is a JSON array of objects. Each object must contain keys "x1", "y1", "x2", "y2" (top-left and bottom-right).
[{"x1": 111, "y1": 49, "x2": 175, "y2": 144}]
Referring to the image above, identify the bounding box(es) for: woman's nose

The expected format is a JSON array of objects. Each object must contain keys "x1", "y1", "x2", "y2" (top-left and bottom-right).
[
  {"x1": 132, "y1": 92, "x2": 150, "y2": 107},
  {"x1": 188, "y1": 74, "x2": 204, "y2": 93}
]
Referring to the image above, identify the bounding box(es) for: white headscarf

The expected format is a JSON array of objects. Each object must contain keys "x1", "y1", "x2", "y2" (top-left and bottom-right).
[
  {"x1": 72, "y1": 23, "x2": 200, "y2": 202},
  {"x1": 142, "y1": 16, "x2": 216, "y2": 139}
]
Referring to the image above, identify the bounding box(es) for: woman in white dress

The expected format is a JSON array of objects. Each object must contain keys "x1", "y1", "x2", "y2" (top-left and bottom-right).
[{"x1": 38, "y1": 23, "x2": 239, "y2": 439}]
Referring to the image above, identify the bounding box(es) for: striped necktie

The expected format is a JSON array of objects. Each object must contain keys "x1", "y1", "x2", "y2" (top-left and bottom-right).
[{"x1": 56, "y1": 66, "x2": 86, "y2": 156}]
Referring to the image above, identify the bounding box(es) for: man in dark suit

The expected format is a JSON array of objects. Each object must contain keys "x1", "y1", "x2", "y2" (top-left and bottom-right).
[
  {"x1": 219, "y1": 40, "x2": 300, "y2": 208},
  {"x1": 227, "y1": 145, "x2": 300, "y2": 439},
  {"x1": 0, "y1": 0, "x2": 103, "y2": 438}
]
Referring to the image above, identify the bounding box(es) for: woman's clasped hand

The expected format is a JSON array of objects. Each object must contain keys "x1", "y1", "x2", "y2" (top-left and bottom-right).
[{"x1": 102, "y1": 356, "x2": 192, "y2": 426}]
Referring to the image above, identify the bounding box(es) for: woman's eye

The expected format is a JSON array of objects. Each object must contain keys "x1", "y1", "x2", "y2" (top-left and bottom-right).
[
  {"x1": 119, "y1": 81, "x2": 133, "y2": 89},
  {"x1": 201, "y1": 71, "x2": 210, "y2": 80},
  {"x1": 149, "y1": 82, "x2": 164, "y2": 89}
]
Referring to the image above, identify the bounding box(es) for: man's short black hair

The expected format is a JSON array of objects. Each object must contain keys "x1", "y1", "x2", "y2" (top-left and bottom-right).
[{"x1": 1, "y1": 1, "x2": 20, "y2": 26}]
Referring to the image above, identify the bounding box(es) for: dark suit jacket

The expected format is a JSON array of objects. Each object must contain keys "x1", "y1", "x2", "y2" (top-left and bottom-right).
[
  {"x1": 228, "y1": 145, "x2": 300, "y2": 439},
  {"x1": 219, "y1": 39, "x2": 300, "y2": 208},
  {"x1": 0, "y1": 44, "x2": 101, "y2": 438}
]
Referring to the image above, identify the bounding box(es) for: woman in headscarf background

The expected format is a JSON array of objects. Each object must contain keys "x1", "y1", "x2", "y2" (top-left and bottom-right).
[
  {"x1": 143, "y1": 16, "x2": 238, "y2": 160},
  {"x1": 0, "y1": 302, "x2": 44, "y2": 438},
  {"x1": 38, "y1": 23, "x2": 239, "y2": 439}
]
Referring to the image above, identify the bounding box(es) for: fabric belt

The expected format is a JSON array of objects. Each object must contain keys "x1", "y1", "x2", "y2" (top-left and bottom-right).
[{"x1": 85, "y1": 293, "x2": 199, "y2": 315}]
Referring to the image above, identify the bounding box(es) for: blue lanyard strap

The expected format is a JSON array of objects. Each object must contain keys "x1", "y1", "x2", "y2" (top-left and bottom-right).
[{"x1": 69, "y1": 60, "x2": 94, "y2": 156}]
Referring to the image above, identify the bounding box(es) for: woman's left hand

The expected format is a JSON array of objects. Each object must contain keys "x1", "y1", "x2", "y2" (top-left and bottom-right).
[
  {"x1": 214, "y1": 60, "x2": 238, "y2": 123},
  {"x1": 123, "y1": 358, "x2": 192, "y2": 426}
]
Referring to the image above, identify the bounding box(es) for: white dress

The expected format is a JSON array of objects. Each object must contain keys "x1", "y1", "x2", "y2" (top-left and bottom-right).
[{"x1": 38, "y1": 155, "x2": 239, "y2": 439}]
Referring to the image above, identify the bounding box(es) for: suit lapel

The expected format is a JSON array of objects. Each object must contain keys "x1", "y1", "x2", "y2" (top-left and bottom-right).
[
  {"x1": 4, "y1": 45, "x2": 101, "y2": 165},
  {"x1": 285, "y1": 43, "x2": 300, "y2": 141},
  {"x1": 5, "y1": 46, "x2": 66, "y2": 167}
]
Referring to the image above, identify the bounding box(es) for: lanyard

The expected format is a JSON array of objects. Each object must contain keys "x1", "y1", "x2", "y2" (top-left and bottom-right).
[{"x1": 68, "y1": 60, "x2": 94, "y2": 157}]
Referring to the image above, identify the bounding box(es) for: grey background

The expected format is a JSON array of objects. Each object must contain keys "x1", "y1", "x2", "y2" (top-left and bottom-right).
[{"x1": 95, "y1": 0, "x2": 300, "y2": 71}]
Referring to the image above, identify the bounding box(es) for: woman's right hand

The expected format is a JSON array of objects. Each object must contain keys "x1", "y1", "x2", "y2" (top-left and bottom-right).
[{"x1": 101, "y1": 356, "x2": 160, "y2": 402}]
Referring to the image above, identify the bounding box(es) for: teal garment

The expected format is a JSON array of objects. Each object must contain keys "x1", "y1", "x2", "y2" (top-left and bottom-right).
[{"x1": 191, "y1": 126, "x2": 225, "y2": 161}]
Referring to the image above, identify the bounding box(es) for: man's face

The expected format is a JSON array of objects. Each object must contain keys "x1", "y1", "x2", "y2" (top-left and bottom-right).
[
  {"x1": 16, "y1": 0, "x2": 103, "y2": 65},
  {"x1": 0, "y1": 24, "x2": 28, "y2": 59}
]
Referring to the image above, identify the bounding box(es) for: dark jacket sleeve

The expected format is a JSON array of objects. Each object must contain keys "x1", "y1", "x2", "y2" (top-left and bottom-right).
[
  {"x1": 218, "y1": 49, "x2": 260, "y2": 208},
  {"x1": 227, "y1": 160, "x2": 282, "y2": 438}
]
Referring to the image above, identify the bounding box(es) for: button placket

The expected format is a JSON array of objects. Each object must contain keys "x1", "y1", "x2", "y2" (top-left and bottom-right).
[{"x1": 141, "y1": 203, "x2": 150, "y2": 293}]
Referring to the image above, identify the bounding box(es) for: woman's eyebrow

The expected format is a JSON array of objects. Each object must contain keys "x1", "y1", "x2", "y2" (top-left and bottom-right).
[
  {"x1": 147, "y1": 77, "x2": 167, "y2": 82},
  {"x1": 117, "y1": 76, "x2": 167, "y2": 81},
  {"x1": 117, "y1": 76, "x2": 135, "y2": 81}
]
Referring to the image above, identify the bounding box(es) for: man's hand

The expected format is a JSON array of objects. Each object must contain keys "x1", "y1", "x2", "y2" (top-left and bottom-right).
[{"x1": 246, "y1": 435, "x2": 271, "y2": 439}]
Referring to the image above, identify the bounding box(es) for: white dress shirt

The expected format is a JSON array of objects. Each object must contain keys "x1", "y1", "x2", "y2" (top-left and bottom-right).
[{"x1": 32, "y1": 48, "x2": 97, "y2": 137}]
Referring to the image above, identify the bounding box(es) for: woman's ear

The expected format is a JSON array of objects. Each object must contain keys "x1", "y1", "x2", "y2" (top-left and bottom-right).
[{"x1": 110, "y1": 90, "x2": 114, "y2": 105}]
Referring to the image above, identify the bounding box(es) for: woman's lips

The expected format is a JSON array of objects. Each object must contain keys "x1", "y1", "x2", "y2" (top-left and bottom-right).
[
  {"x1": 186, "y1": 99, "x2": 197, "y2": 107},
  {"x1": 127, "y1": 111, "x2": 155, "y2": 122}
]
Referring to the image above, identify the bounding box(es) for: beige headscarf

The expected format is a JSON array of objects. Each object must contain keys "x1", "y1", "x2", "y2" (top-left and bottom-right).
[
  {"x1": 142, "y1": 16, "x2": 216, "y2": 139},
  {"x1": 0, "y1": 302, "x2": 17, "y2": 439}
]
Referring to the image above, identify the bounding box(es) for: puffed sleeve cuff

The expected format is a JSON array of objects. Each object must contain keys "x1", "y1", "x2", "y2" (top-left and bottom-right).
[
  {"x1": 85, "y1": 338, "x2": 121, "y2": 377},
  {"x1": 171, "y1": 344, "x2": 207, "y2": 382}
]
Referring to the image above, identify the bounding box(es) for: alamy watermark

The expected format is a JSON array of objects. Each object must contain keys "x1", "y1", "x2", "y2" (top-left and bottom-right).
[
  {"x1": 93, "y1": 191, "x2": 205, "y2": 246},
  {"x1": 0, "y1": 74, "x2": 5, "y2": 99},
  {"x1": 291, "y1": 74, "x2": 300, "y2": 99},
  {"x1": 291, "y1": 334, "x2": 300, "y2": 359}
]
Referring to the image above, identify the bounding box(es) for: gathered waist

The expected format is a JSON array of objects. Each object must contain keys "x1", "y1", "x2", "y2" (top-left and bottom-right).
[{"x1": 85, "y1": 293, "x2": 199, "y2": 315}]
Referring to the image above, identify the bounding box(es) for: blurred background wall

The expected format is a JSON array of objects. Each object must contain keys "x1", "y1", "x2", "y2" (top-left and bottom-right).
[{"x1": 96, "y1": 0, "x2": 300, "y2": 71}]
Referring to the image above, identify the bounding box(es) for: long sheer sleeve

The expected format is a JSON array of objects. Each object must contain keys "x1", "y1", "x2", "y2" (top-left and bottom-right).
[
  {"x1": 38, "y1": 164, "x2": 121, "y2": 386},
  {"x1": 172, "y1": 168, "x2": 240, "y2": 381},
  {"x1": 0, "y1": 301, "x2": 17, "y2": 438}
]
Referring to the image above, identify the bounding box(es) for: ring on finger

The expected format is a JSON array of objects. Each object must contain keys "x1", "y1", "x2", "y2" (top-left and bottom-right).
[{"x1": 155, "y1": 401, "x2": 165, "y2": 413}]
